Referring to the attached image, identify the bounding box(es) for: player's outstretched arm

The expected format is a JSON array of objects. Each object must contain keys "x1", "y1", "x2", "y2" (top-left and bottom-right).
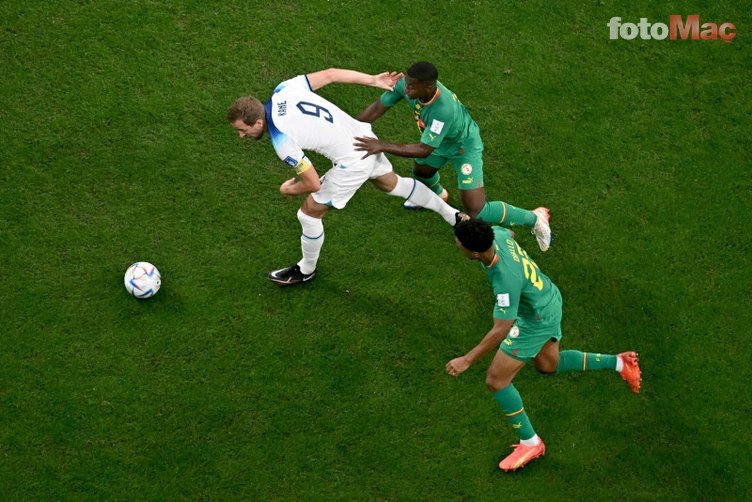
[
  {"x1": 353, "y1": 136, "x2": 434, "y2": 159},
  {"x1": 357, "y1": 100, "x2": 390, "y2": 123},
  {"x1": 306, "y1": 68, "x2": 403, "y2": 92},
  {"x1": 446, "y1": 318, "x2": 514, "y2": 377}
]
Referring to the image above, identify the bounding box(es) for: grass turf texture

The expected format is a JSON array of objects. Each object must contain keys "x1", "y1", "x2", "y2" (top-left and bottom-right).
[{"x1": 1, "y1": 0, "x2": 750, "y2": 499}]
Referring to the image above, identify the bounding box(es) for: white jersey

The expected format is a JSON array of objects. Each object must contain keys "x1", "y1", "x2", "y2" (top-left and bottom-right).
[{"x1": 265, "y1": 75, "x2": 373, "y2": 172}]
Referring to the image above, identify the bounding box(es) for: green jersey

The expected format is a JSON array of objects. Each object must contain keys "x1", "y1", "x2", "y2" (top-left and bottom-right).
[
  {"x1": 380, "y1": 78, "x2": 482, "y2": 158},
  {"x1": 484, "y1": 227, "x2": 562, "y2": 324}
]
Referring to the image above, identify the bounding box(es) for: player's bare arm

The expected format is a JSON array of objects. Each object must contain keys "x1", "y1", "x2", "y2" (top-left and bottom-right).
[
  {"x1": 306, "y1": 68, "x2": 403, "y2": 92},
  {"x1": 353, "y1": 136, "x2": 434, "y2": 160},
  {"x1": 357, "y1": 100, "x2": 391, "y2": 123},
  {"x1": 446, "y1": 318, "x2": 514, "y2": 377},
  {"x1": 279, "y1": 166, "x2": 321, "y2": 196}
]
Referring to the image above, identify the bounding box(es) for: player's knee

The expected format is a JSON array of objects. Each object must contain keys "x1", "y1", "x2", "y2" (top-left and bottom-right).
[
  {"x1": 533, "y1": 358, "x2": 558, "y2": 374},
  {"x1": 467, "y1": 205, "x2": 483, "y2": 219},
  {"x1": 300, "y1": 197, "x2": 329, "y2": 219},
  {"x1": 412, "y1": 164, "x2": 436, "y2": 179},
  {"x1": 459, "y1": 193, "x2": 485, "y2": 218},
  {"x1": 372, "y1": 172, "x2": 397, "y2": 192},
  {"x1": 535, "y1": 365, "x2": 557, "y2": 375},
  {"x1": 485, "y1": 372, "x2": 506, "y2": 392}
]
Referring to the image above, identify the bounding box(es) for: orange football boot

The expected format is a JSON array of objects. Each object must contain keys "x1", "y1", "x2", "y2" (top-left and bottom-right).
[
  {"x1": 618, "y1": 351, "x2": 642, "y2": 394},
  {"x1": 499, "y1": 440, "x2": 546, "y2": 472}
]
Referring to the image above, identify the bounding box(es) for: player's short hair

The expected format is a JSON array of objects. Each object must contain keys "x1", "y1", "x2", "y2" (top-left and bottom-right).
[
  {"x1": 407, "y1": 61, "x2": 439, "y2": 83},
  {"x1": 227, "y1": 96, "x2": 264, "y2": 125},
  {"x1": 455, "y1": 219, "x2": 494, "y2": 252}
]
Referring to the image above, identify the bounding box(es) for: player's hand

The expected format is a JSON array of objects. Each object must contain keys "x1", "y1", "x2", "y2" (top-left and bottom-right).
[
  {"x1": 353, "y1": 136, "x2": 383, "y2": 159},
  {"x1": 446, "y1": 356, "x2": 471, "y2": 377},
  {"x1": 372, "y1": 71, "x2": 404, "y2": 91},
  {"x1": 279, "y1": 177, "x2": 297, "y2": 196}
]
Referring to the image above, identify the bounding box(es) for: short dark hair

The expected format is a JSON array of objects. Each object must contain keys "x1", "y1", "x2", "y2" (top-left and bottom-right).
[
  {"x1": 407, "y1": 61, "x2": 438, "y2": 83},
  {"x1": 227, "y1": 96, "x2": 264, "y2": 125},
  {"x1": 454, "y1": 219, "x2": 494, "y2": 252}
]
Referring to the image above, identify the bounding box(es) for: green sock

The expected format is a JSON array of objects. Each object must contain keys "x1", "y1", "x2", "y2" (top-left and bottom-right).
[
  {"x1": 493, "y1": 384, "x2": 536, "y2": 441},
  {"x1": 476, "y1": 201, "x2": 536, "y2": 228},
  {"x1": 556, "y1": 350, "x2": 617, "y2": 373},
  {"x1": 414, "y1": 172, "x2": 444, "y2": 195}
]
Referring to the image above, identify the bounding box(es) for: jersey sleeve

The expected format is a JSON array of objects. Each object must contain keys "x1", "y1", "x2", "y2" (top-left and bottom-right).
[
  {"x1": 273, "y1": 75, "x2": 312, "y2": 94},
  {"x1": 379, "y1": 78, "x2": 406, "y2": 107},
  {"x1": 492, "y1": 276, "x2": 522, "y2": 320},
  {"x1": 270, "y1": 138, "x2": 313, "y2": 175},
  {"x1": 419, "y1": 108, "x2": 452, "y2": 149}
]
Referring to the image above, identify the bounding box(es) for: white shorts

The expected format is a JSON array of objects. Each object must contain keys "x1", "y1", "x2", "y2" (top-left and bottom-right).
[{"x1": 311, "y1": 153, "x2": 393, "y2": 209}]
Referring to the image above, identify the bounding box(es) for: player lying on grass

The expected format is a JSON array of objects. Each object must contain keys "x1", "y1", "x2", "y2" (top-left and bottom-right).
[
  {"x1": 446, "y1": 219, "x2": 641, "y2": 472},
  {"x1": 354, "y1": 61, "x2": 552, "y2": 252},
  {"x1": 228, "y1": 68, "x2": 468, "y2": 286}
]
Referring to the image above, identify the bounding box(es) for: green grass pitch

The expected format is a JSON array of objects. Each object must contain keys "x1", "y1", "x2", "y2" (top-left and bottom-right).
[{"x1": 1, "y1": 1, "x2": 750, "y2": 499}]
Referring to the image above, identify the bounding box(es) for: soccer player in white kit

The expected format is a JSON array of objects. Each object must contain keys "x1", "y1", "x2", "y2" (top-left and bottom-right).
[{"x1": 228, "y1": 68, "x2": 467, "y2": 286}]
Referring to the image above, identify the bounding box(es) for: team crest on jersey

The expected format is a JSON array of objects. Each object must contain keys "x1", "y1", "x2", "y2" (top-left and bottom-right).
[
  {"x1": 508, "y1": 325, "x2": 520, "y2": 338},
  {"x1": 429, "y1": 119, "x2": 444, "y2": 134},
  {"x1": 461, "y1": 163, "x2": 473, "y2": 176}
]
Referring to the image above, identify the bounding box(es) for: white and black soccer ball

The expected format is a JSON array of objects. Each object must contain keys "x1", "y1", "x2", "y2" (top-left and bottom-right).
[{"x1": 124, "y1": 262, "x2": 161, "y2": 299}]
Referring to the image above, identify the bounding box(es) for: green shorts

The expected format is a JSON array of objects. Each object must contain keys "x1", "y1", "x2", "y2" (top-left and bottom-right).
[
  {"x1": 498, "y1": 318, "x2": 563, "y2": 362},
  {"x1": 416, "y1": 148, "x2": 484, "y2": 190}
]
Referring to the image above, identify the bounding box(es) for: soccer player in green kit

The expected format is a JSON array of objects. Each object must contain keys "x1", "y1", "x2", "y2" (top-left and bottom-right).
[
  {"x1": 354, "y1": 61, "x2": 552, "y2": 252},
  {"x1": 446, "y1": 219, "x2": 641, "y2": 471}
]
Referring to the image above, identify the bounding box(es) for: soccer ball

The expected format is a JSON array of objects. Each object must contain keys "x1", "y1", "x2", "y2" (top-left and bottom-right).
[{"x1": 124, "y1": 262, "x2": 161, "y2": 299}]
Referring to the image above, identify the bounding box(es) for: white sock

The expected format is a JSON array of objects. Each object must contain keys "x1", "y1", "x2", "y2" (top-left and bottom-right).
[
  {"x1": 296, "y1": 209, "x2": 324, "y2": 274},
  {"x1": 387, "y1": 175, "x2": 458, "y2": 225},
  {"x1": 615, "y1": 356, "x2": 624, "y2": 372},
  {"x1": 520, "y1": 434, "x2": 541, "y2": 447}
]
